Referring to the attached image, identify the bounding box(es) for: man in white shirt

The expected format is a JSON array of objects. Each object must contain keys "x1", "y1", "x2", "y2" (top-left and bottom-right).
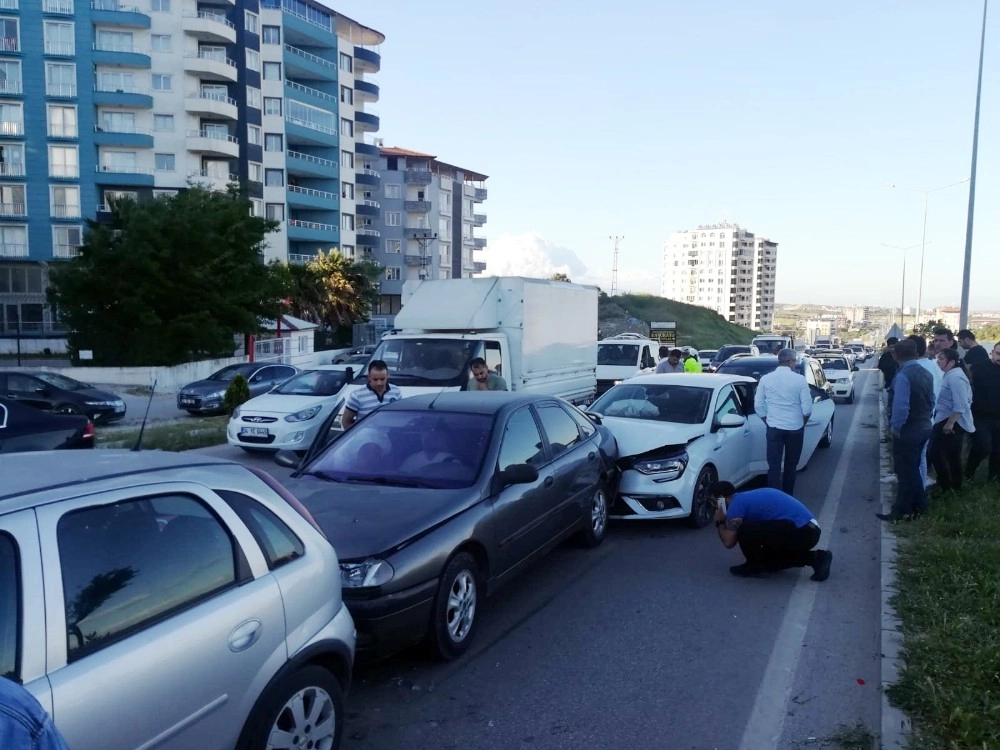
[{"x1": 754, "y1": 349, "x2": 812, "y2": 496}]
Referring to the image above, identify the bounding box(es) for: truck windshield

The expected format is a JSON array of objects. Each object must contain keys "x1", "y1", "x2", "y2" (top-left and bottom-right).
[
  {"x1": 598, "y1": 344, "x2": 640, "y2": 366},
  {"x1": 363, "y1": 338, "x2": 482, "y2": 387}
]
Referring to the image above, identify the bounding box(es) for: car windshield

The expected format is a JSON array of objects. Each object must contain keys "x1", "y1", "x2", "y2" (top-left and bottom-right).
[
  {"x1": 33, "y1": 372, "x2": 86, "y2": 391},
  {"x1": 699, "y1": 350, "x2": 717, "y2": 359},
  {"x1": 590, "y1": 384, "x2": 713, "y2": 424},
  {"x1": 306, "y1": 410, "x2": 494, "y2": 489},
  {"x1": 598, "y1": 343, "x2": 640, "y2": 366},
  {"x1": 716, "y1": 361, "x2": 778, "y2": 380},
  {"x1": 273, "y1": 370, "x2": 349, "y2": 396},
  {"x1": 713, "y1": 346, "x2": 749, "y2": 362},
  {"x1": 819, "y1": 359, "x2": 848, "y2": 370},
  {"x1": 366, "y1": 338, "x2": 481, "y2": 387},
  {"x1": 207, "y1": 365, "x2": 253, "y2": 382}
]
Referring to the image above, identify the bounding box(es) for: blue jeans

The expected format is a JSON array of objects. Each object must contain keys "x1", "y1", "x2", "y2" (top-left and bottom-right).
[
  {"x1": 892, "y1": 428, "x2": 931, "y2": 516},
  {"x1": 0, "y1": 678, "x2": 71, "y2": 750},
  {"x1": 766, "y1": 426, "x2": 805, "y2": 496}
]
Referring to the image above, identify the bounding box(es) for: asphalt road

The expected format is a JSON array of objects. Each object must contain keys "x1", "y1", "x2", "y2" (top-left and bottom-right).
[{"x1": 198, "y1": 368, "x2": 884, "y2": 750}]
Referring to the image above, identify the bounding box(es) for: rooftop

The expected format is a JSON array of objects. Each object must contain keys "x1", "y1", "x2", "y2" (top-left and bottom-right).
[{"x1": 379, "y1": 146, "x2": 489, "y2": 183}]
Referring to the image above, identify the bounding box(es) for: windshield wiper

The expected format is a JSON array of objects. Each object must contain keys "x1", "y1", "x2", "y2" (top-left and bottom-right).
[
  {"x1": 344, "y1": 475, "x2": 437, "y2": 488},
  {"x1": 301, "y1": 470, "x2": 343, "y2": 482}
]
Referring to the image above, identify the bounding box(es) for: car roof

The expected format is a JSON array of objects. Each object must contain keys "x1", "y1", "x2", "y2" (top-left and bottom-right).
[
  {"x1": 380, "y1": 391, "x2": 556, "y2": 415},
  {"x1": 623, "y1": 372, "x2": 755, "y2": 386}
]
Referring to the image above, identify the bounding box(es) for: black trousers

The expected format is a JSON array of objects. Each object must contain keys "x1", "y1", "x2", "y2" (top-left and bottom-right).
[
  {"x1": 737, "y1": 520, "x2": 821, "y2": 571},
  {"x1": 967, "y1": 416, "x2": 1000, "y2": 481},
  {"x1": 928, "y1": 421, "x2": 966, "y2": 492}
]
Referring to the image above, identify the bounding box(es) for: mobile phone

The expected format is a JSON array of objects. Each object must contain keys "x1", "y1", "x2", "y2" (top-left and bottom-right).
[{"x1": 716, "y1": 498, "x2": 727, "y2": 517}]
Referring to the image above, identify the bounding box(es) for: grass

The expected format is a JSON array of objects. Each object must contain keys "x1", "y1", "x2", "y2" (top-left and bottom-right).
[
  {"x1": 794, "y1": 723, "x2": 875, "y2": 749},
  {"x1": 96, "y1": 416, "x2": 229, "y2": 451},
  {"x1": 599, "y1": 292, "x2": 756, "y2": 348},
  {"x1": 886, "y1": 482, "x2": 1000, "y2": 749}
]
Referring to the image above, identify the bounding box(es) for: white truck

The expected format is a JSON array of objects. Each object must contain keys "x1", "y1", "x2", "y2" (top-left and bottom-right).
[
  {"x1": 596, "y1": 333, "x2": 659, "y2": 395},
  {"x1": 339, "y1": 276, "x2": 599, "y2": 410},
  {"x1": 752, "y1": 334, "x2": 795, "y2": 355}
]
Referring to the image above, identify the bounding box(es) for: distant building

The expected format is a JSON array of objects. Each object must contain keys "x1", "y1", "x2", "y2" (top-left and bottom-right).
[
  {"x1": 805, "y1": 319, "x2": 833, "y2": 345},
  {"x1": 935, "y1": 307, "x2": 961, "y2": 331},
  {"x1": 661, "y1": 223, "x2": 777, "y2": 330}
]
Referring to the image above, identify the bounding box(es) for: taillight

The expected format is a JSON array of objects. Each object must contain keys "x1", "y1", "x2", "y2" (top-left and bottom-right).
[
  {"x1": 245, "y1": 465, "x2": 327, "y2": 539},
  {"x1": 83, "y1": 421, "x2": 95, "y2": 439}
]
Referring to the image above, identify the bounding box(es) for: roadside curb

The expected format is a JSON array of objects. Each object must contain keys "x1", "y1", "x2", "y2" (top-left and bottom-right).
[{"x1": 878, "y1": 382, "x2": 910, "y2": 749}]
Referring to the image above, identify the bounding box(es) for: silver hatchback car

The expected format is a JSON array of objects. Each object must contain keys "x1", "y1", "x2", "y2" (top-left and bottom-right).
[{"x1": 0, "y1": 450, "x2": 355, "y2": 750}]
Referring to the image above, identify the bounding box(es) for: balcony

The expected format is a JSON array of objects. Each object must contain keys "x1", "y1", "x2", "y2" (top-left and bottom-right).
[
  {"x1": 284, "y1": 115, "x2": 337, "y2": 147},
  {"x1": 0, "y1": 244, "x2": 28, "y2": 258},
  {"x1": 288, "y1": 253, "x2": 316, "y2": 265},
  {"x1": 185, "y1": 129, "x2": 240, "y2": 157},
  {"x1": 473, "y1": 261, "x2": 487, "y2": 273},
  {"x1": 94, "y1": 124, "x2": 154, "y2": 148},
  {"x1": 404, "y1": 200, "x2": 430, "y2": 213},
  {"x1": 0, "y1": 163, "x2": 25, "y2": 178},
  {"x1": 355, "y1": 141, "x2": 379, "y2": 158},
  {"x1": 287, "y1": 184, "x2": 338, "y2": 210},
  {"x1": 288, "y1": 219, "x2": 338, "y2": 243},
  {"x1": 44, "y1": 41, "x2": 75, "y2": 57},
  {"x1": 93, "y1": 85, "x2": 153, "y2": 109},
  {"x1": 354, "y1": 110, "x2": 379, "y2": 133},
  {"x1": 356, "y1": 228, "x2": 380, "y2": 247},
  {"x1": 53, "y1": 244, "x2": 80, "y2": 259},
  {"x1": 43, "y1": 0, "x2": 74, "y2": 12},
  {"x1": 0, "y1": 121, "x2": 22, "y2": 137},
  {"x1": 183, "y1": 11, "x2": 238, "y2": 44},
  {"x1": 185, "y1": 91, "x2": 238, "y2": 120},
  {"x1": 356, "y1": 198, "x2": 380, "y2": 217},
  {"x1": 353, "y1": 45, "x2": 381, "y2": 73},
  {"x1": 0, "y1": 203, "x2": 26, "y2": 218},
  {"x1": 0, "y1": 0, "x2": 17, "y2": 9},
  {"x1": 404, "y1": 169, "x2": 432, "y2": 185},
  {"x1": 90, "y1": 1, "x2": 152, "y2": 29},
  {"x1": 0, "y1": 80, "x2": 21, "y2": 97},
  {"x1": 354, "y1": 79, "x2": 379, "y2": 103},
  {"x1": 472, "y1": 237, "x2": 487, "y2": 249},
  {"x1": 51, "y1": 204, "x2": 82, "y2": 219},
  {"x1": 283, "y1": 44, "x2": 337, "y2": 82},
  {"x1": 279, "y1": 2, "x2": 338, "y2": 47},
  {"x1": 284, "y1": 80, "x2": 338, "y2": 108},
  {"x1": 355, "y1": 168, "x2": 381, "y2": 188},
  {"x1": 473, "y1": 213, "x2": 487, "y2": 226},
  {"x1": 285, "y1": 150, "x2": 338, "y2": 179},
  {"x1": 95, "y1": 164, "x2": 155, "y2": 186},
  {"x1": 187, "y1": 170, "x2": 237, "y2": 192},
  {"x1": 183, "y1": 53, "x2": 238, "y2": 82},
  {"x1": 405, "y1": 226, "x2": 435, "y2": 240},
  {"x1": 474, "y1": 187, "x2": 487, "y2": 202},
  {"x1": 404, "y1": 254, "x2": 429, "y2": 267},
  {"x1": 46, "y1": 83, "x2": 78, "y2": 99},
  {"x1": 92, "y1": 43, "x2": 151, "y2": 68}
]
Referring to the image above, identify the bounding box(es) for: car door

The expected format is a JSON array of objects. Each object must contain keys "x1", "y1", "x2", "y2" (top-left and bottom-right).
[
  {"x1": 707, "y1": 385, "x2": 748, "y2": 484},
  {"x1": 36, "y1": 484, "x2": 286, "y2": 750},
  {"x1": 732, "y1": 381, "x2": 768, "y2": 479},
  {"x1": 533, "y1": 401, "x2": 598, "y2": 534},
  {"x1": 799, "y1": 361, "x2": 834, "y2": 468},
  {"x1": 5, "y1": 373, "x2": 55, "y2": 412}
]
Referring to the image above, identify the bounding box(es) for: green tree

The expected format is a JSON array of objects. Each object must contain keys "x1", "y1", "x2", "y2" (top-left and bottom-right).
[
  {"x1": 282, "y1": 249, "x2": 382, "y2": 328},
  {"x1": 908, "y1": 319, "x2": 945, "y2": 337},
  {"x1": 47, "y1": 188, "x2": 283, "y2": 366}
]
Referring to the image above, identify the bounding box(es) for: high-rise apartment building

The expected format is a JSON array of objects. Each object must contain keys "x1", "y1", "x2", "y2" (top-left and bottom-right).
[
  {"x1": 0, "y1": 0, "x2": 382, "y2": 338},
  {"x1": 661, "y1": 223, "x2": 777, "y2": 331}
]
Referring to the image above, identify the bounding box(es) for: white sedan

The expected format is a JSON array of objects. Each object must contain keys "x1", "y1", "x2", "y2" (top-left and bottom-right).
[
  {"x1": 813, "y1": 353, "x2": 857, "y2": 403},
  {"x1": 227, "y1": 366, "x2": 356, "y2": 452},
  {"x1": 588, "y1": 373, "x2": 835, "y2": 526}
]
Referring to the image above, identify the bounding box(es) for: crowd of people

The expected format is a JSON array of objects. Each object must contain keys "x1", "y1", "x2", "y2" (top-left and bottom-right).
[{"x1": 877, "y1": 327, "x2": 1000, "y2": 521}]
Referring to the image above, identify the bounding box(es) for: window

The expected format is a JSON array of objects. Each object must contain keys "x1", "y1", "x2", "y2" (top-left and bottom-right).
[
  {"x1": 386, "y1": 239, "x2": 401, "y2": 254},
  {"x1": 153, "y1": 114, "x2": 173, "y2": 131},
  {"x1": 0, "y1": 225, "x2": 26, "y2": 256},
  {"x1": 498, "y1": 407, "x2": 544, "y2": 470},
  {"x1": 43, "y1": 0, "x2": 75, "y2": 12},
  {"x1": 286, "y1": 100, "x2": 334, "y2": 132},
  {"x1": 0, "y1": 533, "x2": 18, "y2": 680},
  {"x1": 439, "y1": 217, "x2": 450, "y2": 236},
  {"x1": 341, "y1": 244, "x2": 355, "y2": 257},
  {"x1": 535, "y1": 404, "x2": 582, "y2": 457},
  {"x1": 101, "y1": 111, "x2": 135, "y2": 132},
  {"x1": 0, "y1": 185, "x2": 24, "y2": 215},
  {"x1": 340, "y1": 85, "x2": 353, "y2": 105},
  {"x1": 339, "y1": 52, "x2": 352, "y2": 72},
  {"x1": 154, "y1": 153, "x2": 174, "y2": 171},
  {"x1": 340, "y1": 150, "x2": 354, "y2": 169},
  {"x1": 262, "y1": 25, "x2": 280, "y2": 44},
  {"x1": 45, "y1": 62, "x2": 76, "y2": 97},
  {"x1": 340, "y1": 118, "x2": 353, "y2": 137},
  {"x1": 248, "y1": 162, "x2": 262, "y2": 183},
  {"x1": 96, "y1": 71, "x2": 134, "y2": 92},
  {"x1": 341, "y1": 182, "x2": 353, "y2": 200},
  {"x1": 0, "y1": 60, "x2": 20, "y2": 96},
  {"x1": 48, "y1": 145, "x2": 78, "y2": 178},
  {"x1": 384, "y1": 267, "x2": 401, "y2": 281},
  {"x1": 152, "y1": 74, "x2": 172, "y2": 91},
  {"x1": 151, "y1": 34, "x2": 171, "y2": 52},
  {"x1": 57, "y1": 496, "x2": 237, "y2": 661},
  {"x1": 264, "y1": 168, "x2": 284, "y2": 187},
  {"x1": 244, "y1": 12, "x2": 259, "y2": 34},
  {"x1": 384, "y1": 184, "x2": 400, "y2": 199},
  {"x1": 265, "y1": 203, "x2": 284, "y2": 221},
  {"x1": 217, "y1": 491, "x2": 304, "y2": 570},
  {"x1": 0, "y1": 144, "x2": 23, "y2": 177},
  {"x1": 263, "y1": 62, "x2": 281, "y2": 81},
  {"x1": 439, "y1": 243, "x2": 451, "y2": 263},
  {"x1": 714, "y1": 386, "x2": 742, "y2": 421},
  {"x1": 263, "y1": 97, "x2": 281, "y2": 116},
  {"x1": 151, "y1": 0, "x2": 169, "y2": 9},
  {"x1": 246, "y1": 49, "x2": 260, "y2": 72},
  {"x1": 0, "y1": 18, "x2": 18, "y2": 53},
  {"x1": 247, "y1": 124, "x2": 261, "y2": 146},
  {"x1": 385, "y1": 211, "x2": 401, "y2": 227},
  {"x1": 341, "y1": 214, "x2": 354, "y2": 231},
  {"x1": 153, "y1": 189, "x2": 177, "y2": 199},
  {"x1": 96, "y1": 30, "x2": 133, "y2": 52},
  {"x1": 440, "y1": 190, "x2": 451, "y2": 209},
  {"x1": 264, "y1": 133, "x2": 283, "y2": 152},
  {"x1": 50, "y1": 185, "x2": 80, "y2": 217},
  {"x1": 53, "y1": 225, "x2": 82, "y2": 257},
  {"x1": 247, "y1": 87, "x2": 261, "y2": 109},
  {"x1": 249, "y1": 198, "x2": 263, "y2": 217},
  {"x1": 47, "y1": 105, "x2": 76, "y2": 137},
  {"x1": 203, "y1": 160, "x2": 229, "y2": 179},
  {"x1": 101, "y1": 151, "x2": 137, "y2": 171}
]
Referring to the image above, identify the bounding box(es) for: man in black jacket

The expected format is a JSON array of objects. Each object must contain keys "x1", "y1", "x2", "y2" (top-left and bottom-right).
[
  {"x1": 967, "y1": 342, "x2": 1000, "y2": 482},
  {"x1": 877, "y1": 337, "x2": 899, "y2": 390},
  {"x1": 957, "y1": 329, "x2": 989, "y2": 367}
]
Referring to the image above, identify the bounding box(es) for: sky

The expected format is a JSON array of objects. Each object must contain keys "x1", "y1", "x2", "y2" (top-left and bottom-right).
[{"x1": 329, "y1": 0, "x2": 1000, "y2": 310}]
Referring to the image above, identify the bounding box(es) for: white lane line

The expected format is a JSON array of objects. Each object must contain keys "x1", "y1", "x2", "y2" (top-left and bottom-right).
[{"x1": 736, "y1": 370, "x2": 871, "y2": 750}]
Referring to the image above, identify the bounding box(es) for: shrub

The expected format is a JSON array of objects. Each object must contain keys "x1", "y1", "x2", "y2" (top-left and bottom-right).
[{"x1": 223, "y1": 374, "x2": 252, "y2": 414}]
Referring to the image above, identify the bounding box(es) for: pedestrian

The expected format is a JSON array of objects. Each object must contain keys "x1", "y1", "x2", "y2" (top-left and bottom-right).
[
  {"x1": 907, "y1": 334, "x2": 942, "y2": 488},
  {"x1": 930, "y1": 327, "x2": 959, "y2": 359},
  {"x1": 469, "y1": 357, "x2": 508, "y2": 391},
  {"x1": 878, "y1": 338, "x2": 934, "y2": 521},
  {"x1": 710, "y1": 480, "x2": 832, "y2": 581},
  {"x1": 0, "y1": 676, "x2": 71, "y2": 750},
  {"x1": 655, "y1": 348, "x2": 685, "y2": 374},
  {"x1": 965, "y1": 341, "x2": 1000, "y2": 483},
  {"x1": 754, "y1": 348, "x2": 811, "y2": 496},
  {"x1": 957, "y1": 328, "x2": 989, "y2": 367},
  {"x1": 341, "y1": 359, "x2": 403, "y2": 429},
  {"x1": 878, "y1": 337, "x2": 899, "y2": 389},
  {"x1": 683, "y1": 350, "x2": 701, "y2": 373},
  {"x1": 928, "y1": 348, "x2": 974, "y2": 494}
]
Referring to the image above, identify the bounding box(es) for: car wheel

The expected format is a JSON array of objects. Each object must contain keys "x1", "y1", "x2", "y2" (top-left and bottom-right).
[
  {"x1": 819, "y1": 417, "x2": 834, "y2": 449},
  {"x1": 427, "y1": 552, "x2": 482, "y2": 661},
  {"x1": 845, "y1": 387, "x2": 854, "y2": 404},
  {"x1": 55, "y1": 403, "x2": 84, "y2": 416},
  {"x1": 687, "y1": 465, "x2": 718, "y2": 529},
  {"x1": 236, "y1": 665, "x2": 343, "y2": 750},
  {"x1": 576, "y1": 481, "x2": 609, "y2": 548}
]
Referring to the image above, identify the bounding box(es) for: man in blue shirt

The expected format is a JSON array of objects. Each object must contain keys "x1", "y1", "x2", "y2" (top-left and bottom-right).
[
  {"x1": 710, "y1": 481, "x2": 832, "y2": 580},
  {"x1": 1, "y1": 677, "x2": 71, "y2": 750}
]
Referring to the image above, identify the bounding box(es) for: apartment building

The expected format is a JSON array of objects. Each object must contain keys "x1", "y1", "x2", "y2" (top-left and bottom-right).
[
  {"x1": 0, "y1": 0, "x2": 382, "y2": 338},
  {"x1": 661, "y1": 222, "x2": 777, "y2": 331},
  {"x1": 364, "y1": 145, "x2": 487, "y2": 323}
]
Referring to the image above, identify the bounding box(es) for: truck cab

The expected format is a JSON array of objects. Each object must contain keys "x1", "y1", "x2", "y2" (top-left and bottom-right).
[
  {"x1": 596, "y1": 334, "x2": 658, "y2": 396},
  {"x1": 752, "y1": 335, "x2": 795, "y2": 355}
]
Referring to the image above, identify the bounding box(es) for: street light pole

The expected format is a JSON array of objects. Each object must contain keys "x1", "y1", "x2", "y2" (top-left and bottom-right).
[{"x1": 882, "y1": 242, "x2": 926, "y2": 332}]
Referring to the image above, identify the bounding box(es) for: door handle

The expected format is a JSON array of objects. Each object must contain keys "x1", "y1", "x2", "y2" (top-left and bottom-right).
[
  {"x1": 228, "y1": 619, "x2": 262, "y2": 652},
  {"x1": 543, "y1": 476, "x2": 554, "y2": 487}
]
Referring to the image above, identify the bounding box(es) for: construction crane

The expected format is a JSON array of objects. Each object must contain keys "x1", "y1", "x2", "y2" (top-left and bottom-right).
[{"x1": 610, "y1": 235, "x2": 623, "y2": 296}]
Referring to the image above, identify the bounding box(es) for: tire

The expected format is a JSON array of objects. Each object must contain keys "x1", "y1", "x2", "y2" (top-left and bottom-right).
[
  {"x1": 845, "y1": 388, "x2": 854, "y2": 405},
  {"x1": 819, "y1": 417, "x2": 834, "y2": 449},
  {"x1": 576, "y1": 481, "x2": 609, "y2": 548},
  {"x1": 687, "y1": 465, "x2": 718, "y2": 528},
  {"x1": 427, "y1": 552, "x2": 482, "y2": 661},
  {"x1": 55, "y1": 403, "x2": 84, "y2": 416},
  {"x1": 236, "y1": 665, "x2": 343, "y2": 750}
]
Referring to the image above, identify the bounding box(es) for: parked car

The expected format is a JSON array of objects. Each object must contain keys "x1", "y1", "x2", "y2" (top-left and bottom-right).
[
  {"x1": 811, "y1": 352, "x2": 859, "y2": 403},
  {"x1": 698, "y1": 350, "x2": 718, "y2": 372},
  {"x1": 228, "y1": 366, "x2": 356, "y2": 452},
  {"x1": 0, "y1": 450, "x2": 355, "y2": 750},
  {"x1": 707, "y1": 344, "x2": 760, "y2": 372},
  {"x1": 274, "y1": 392, "x2": 619, "y2": 661},
  {"x1": 177, "y1": 362, "x2": 298, "y2": 415},
  {"x1": 0, "y1": 397, "x2": 94, "y2": 453},
  {"x1": 587, "y1": 373, "x2": 834, "y2": 524},
  {"x1": 0, "y1": 370, "x2": 125, "y2": 424},
  {"x1": 332, "y1": 345, "x2": 376, "y2": 364}
]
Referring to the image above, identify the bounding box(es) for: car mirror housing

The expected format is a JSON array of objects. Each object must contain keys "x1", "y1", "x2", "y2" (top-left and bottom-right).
[
  {"x1": 716, "y1": 413, "x2": 745, "y2": 430},
  {"x1": 853, "y1": 365, "x2": 860, "y2": 372},
  {"x1": 274, "y1": 450, "x2": 301, "y2": 469},
  {"x1": 498, "y1": 463, "x2": 539, "y2": 487}
]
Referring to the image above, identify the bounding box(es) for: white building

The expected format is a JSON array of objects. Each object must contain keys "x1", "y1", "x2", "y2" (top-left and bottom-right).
[{"x1": 661, "y1": 223, "x2": 777, "y2": 330}]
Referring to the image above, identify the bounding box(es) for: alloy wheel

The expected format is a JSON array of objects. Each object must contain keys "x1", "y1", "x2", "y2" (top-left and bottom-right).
[
  {"x1": 266, "y1": 686, "x2": 336, "y2": 750},
  {"x1": 591, "y1": 486, "x2": 608, "y2": 538},
  {"x1": 446, "y1": 570, "x2": 477, "y2": 643}
]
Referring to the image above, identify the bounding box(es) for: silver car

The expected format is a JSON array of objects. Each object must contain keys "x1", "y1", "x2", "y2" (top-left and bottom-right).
[{"x1": 0, "y1": 450, "x2": 355, "y2": 750}]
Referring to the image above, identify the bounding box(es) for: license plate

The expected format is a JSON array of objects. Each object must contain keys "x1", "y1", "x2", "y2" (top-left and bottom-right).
[
  {"x1": 180, "y1": 397, "x2": 195, "y2": 405},
  {"x1": 240, "y1": 427, "x2": 269, "y2": 438}
]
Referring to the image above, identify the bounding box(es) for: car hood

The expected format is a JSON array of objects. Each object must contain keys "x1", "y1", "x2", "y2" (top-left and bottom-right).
[
  {"x1": 237, "y1": 392, "x2": 337, "y2": 415},
  {"x1": 288, "y1": 479, "x2": 479, "y2": 560},
  {"x1": 180, "y1": 380, "x2": 234, "y2": 395},
  {"x1": 597, "y1": 415, "x2": 705, "y2": 458},
  {"x1": 77, "y1": 387, "x2": 121, "y2": 401}
]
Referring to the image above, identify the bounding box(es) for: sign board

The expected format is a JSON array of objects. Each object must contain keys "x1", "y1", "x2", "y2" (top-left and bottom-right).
[
  {"x1": 649, "y1": 321, "x2": 677, "y2": 347},
  {"x1": 78, "y1": 350, "x2": 94, "y2": 360}
]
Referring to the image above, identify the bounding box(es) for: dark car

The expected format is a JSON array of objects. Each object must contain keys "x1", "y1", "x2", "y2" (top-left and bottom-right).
[
  {"x1": 707, "y1": 345, "x2": 759, "y2": 372},
  {"x1": 332, "y1": 345, "x2": 376, "y2": 364},
  {"x1": 0, "y1": 370, "x2": 125, "y2": 424},
  {"x1": 276, "y1": 392, "x2": 618, "y2": 661},
  {"x1": 0, "y1": 397, "x2": 94, "y2": 452},
  {"x1": 177, "y1": 363, "x2": 298, "y2": 414},
  {"x1": 714, "y1": 354, "x2": 834, "y2": 398}
]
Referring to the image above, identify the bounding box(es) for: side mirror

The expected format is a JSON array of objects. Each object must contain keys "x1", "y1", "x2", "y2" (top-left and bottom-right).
[
  {"x1": 585, "y1": 411, "x2": 603, "y2": 425},
  {"x1": 498, "y1": 463, "x2": 539, "y2": 487},
  {"x1": 716, "y1": 413, "x2": 746, "y2": 429},
  {"x1": 853, "y1": 365, "x2": 860, "y2": 372},
  {"x1": 274, "y1": 450, "x2": 301, "y2": 469}
]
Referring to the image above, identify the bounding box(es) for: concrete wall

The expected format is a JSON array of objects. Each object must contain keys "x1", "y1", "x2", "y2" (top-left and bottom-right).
[{"x1": 0, "y1": 338, "x2": 69, "y2": 355}]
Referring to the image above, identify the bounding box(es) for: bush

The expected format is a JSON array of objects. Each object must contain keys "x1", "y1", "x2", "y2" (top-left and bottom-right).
[{"x1": 223, "y1": 374, "x2": 251, "y2": 414}]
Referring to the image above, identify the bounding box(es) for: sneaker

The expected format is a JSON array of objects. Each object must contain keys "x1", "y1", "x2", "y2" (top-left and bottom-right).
[
  {"x1": 810, "y1": 550, "x2": 833, "y2": 582},
  {"x1": 880, "y1": 474, "x2": 898, "y2": 484},
  {"x1": 730, "y1": 563, "x2": 766, "y2": 578}
]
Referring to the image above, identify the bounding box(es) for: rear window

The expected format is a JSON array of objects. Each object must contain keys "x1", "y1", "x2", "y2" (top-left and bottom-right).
[
  {"x1": 714, "y1": 346, "x2": 750, "y2": 361},
  {"x1": 217, "y1": 490, "x2": 306, "y2": 570},
  {"x1": 0, "y1": 532, "x2": 19, "y2": 680}
]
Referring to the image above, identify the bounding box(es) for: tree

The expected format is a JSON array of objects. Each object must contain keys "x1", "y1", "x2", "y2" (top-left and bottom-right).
[
  {"x1": 47, "y1": 188, "x2": 284, "y2": 366},
  {"x1": 281, "y1": 249, "x2": 382, "y2": 328},
  {"x1": 223, "y1": 374, "x2": 251, "y2": 414},
  {"x1": 908, "y1": 319, "x2": 946, "y2": 338}
]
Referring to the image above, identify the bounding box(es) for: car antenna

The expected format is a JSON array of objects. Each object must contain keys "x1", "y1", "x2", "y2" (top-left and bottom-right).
[{"x1": 131, "y1": 379, "x2": 157, "y2": 452}]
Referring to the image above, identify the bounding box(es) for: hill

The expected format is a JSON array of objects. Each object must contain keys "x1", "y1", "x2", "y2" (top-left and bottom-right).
[{"x1": 598, "y1": 293, "x2": 756, "y2": 349}]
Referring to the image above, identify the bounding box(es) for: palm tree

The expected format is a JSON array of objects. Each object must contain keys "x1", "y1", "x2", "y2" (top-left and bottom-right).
[{"x1": 284, "y1": 249, "x2": 382, "y2": 327}]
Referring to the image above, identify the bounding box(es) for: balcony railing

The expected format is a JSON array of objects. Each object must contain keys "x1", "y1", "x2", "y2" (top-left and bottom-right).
[
  {"x1": 288, "y1": 253, "x2": 316, "y2": 265},
  {"x1": 289, "y1": 219, "x2": 336, "y2": 232},
  {"x1": 96, "y1": 124, "x2": 152, "y2": 135},
  {"x1": 0, "y1": 121, "x2": 23, "y2": 136},
  {"x1": 186, "y1": 91, "x2": 237, "y2": 106},
  {"x1": 182, "y1": 11, "x2": 236, "y2": 28},
  {"x1": 94, "y1": 42, "x2": 150, "y2": 55},
  {"x1": 0, "y1": 81, "x2": 21, "y2": 95},
  {"x1": 46, "y1": 83, "x2": 78, "y2": 97},
  {"x1": 53, "y1": 244, "x2": 80, "y2": 258},
  {"x1": 357, "y1": 228, "x2": 380, "y2": 238},
  {"x1": 43, "y1": 0, "x2": 73, "y2": 11},
  {"x1": 94, "y1": 84, "x2": 152, "y2": 96},
  {"x1": 288, "y1": 184, "x2": 337, "y2": 200},
  {"x1": 0, "y1": 37, "x2": 19, "y2": 53},
  {"x1": 186, "y1": 129, "x2": 238, "y2": 144},
  {"x1": 91, "y1": 0, "x2": 146, "y2": 11},
  {"x1": 285, "y1": 80, "x2": 337, "y2": 103},
  {"x1": 0, "y1": 0, "x2": 18, "y2": 10},
  {"x1": 0, "y1": 163, "x2": 25, "y2": 177},
  {"x1": 183, "y1": 53, "x2": 238, "y2": 68},
  {"x1": 187, "y1": 169, "x2": 238, "y2": 181},
  {"x1": 97, "y1": 165, "x2": 154, "y2": 175},
  {"x1": 359, "y1": 198, "x2": 380, "y2": 210},
  {"x1": 0, "y1": 203, "x2": 26, "y2": 217},
  {"x1": 51, "y1": 205, "x2": 81, "y2": 218},
  {"x1": 286, "y1": 150, "x2": 337, "y2": 168},
  {"x1": 360, "y1": 168, "x2": 380, "y2": 178},
  {"x1": 284, "y1": 44, "x2": 336, "y2": 69},
  {"x1": 0, "y1": 243, "x2": 27, "y2": 258},
  {"x1": 262, "y1": 0, "x2": 334, "y2": 33},
  {"x1": 45, "y1": 41, "x2": 75, "y2": 56},
  {"x1": 285, "y1": 115, "x2": 335, "y2": 135}
]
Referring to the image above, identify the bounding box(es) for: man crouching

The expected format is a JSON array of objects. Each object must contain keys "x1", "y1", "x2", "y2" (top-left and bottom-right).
[{"x1": 710, "y1": 480, "x2": 832, "y2": 581}]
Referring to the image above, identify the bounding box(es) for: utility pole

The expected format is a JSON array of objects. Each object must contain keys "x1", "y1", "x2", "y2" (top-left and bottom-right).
[
  {"x1": 960, "y1": 0, "x2": 988, "y2": 329},
  {"x1": 610, "y1": 235, "x2": 623, "y2": 297}
]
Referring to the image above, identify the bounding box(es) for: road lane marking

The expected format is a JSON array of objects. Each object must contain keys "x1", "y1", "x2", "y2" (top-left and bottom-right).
[{"x1": 737, "y1": 370, "x2": 872, "y2": 750}]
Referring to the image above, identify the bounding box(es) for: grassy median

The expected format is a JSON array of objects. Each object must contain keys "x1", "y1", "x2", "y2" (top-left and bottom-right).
[
  {"x1": 887, "y1": 482, "x2": 1000, "y2": 749},
  {"x1": 96, "y1": 416, "x2": 229, "y2": 451}
]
